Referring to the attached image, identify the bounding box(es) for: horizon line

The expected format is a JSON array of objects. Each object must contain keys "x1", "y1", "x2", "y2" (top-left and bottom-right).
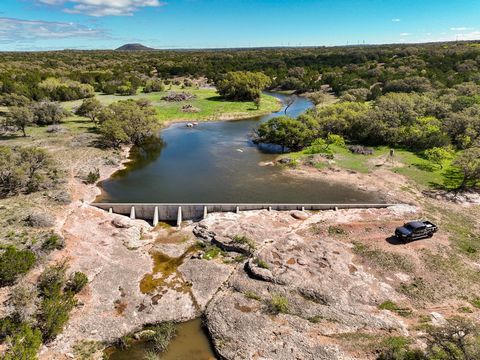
[{"x1": 2, "y1": 39, "x2": 479, "y2": 53}]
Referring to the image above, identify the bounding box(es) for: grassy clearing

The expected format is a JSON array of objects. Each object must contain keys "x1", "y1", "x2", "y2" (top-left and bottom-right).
[
  {"x1": 63, "y1": 86, "x2": 281, "y2": 123},
  {"x1": 397, "y1": 250, "x2": 480, "y2": 304},
  {"x1": 352, "y1": 242, "x2": 415, "y2": 273},
  {"x1": 288, "y1": 144, "x2": 459, "y2": 189},
  {"x1": 422, "y1": 202, "x2": 480, "y2": 256}
]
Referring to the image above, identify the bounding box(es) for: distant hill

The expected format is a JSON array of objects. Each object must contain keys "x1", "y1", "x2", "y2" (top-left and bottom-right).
[{"x1": 115, "y1": 43, "x2": 155, "y2": 51}]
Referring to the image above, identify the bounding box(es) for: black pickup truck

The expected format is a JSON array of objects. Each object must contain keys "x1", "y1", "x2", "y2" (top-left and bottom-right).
[{"x1": 395, "y1": 221, "x2": 438, "y2": 242}]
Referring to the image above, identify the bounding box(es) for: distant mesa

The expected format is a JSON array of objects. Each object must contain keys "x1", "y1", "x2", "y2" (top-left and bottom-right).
[{"x1": 115, "y1": 43, "x2": 156, "y2": 51}]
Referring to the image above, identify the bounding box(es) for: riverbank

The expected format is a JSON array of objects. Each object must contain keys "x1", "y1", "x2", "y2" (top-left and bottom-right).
[{"x1": 63, "y1": 86, "x2": 282, "y2": 123}]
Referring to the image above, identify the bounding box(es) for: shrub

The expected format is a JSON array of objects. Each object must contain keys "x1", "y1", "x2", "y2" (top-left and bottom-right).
[
  {"x1": 41, "y1": 233, "x2": 65, "y2": 251},
  {"x1": 3, "y1": 323, "x2": 42, "y2": 360},
  {"x1": 37, "y1": 263, "x2": 68, "y2": 298},
  {"x1": 26, "y1": 212, "x2": 55, "y2": 228},
  {"x1": 10, "y1": 284, "x2": 38, "y2": 323},
  {"x1": 72, "y1": 340, "x2": 103, "y2": 360},
  {"x1": 144, "y1": 321, "x2": 177, "y2": 353},
  {"x1": 37, "y1": 263, "x2": 77, "y2": 342},
  {"x1": 423, "y1": 317, "x2": 479, "y2": 360},
  {"x1": 232, "y1": 235, "x2": 256, "y2": 251},
  {"x1": 328, "y1": 226, "x2": 347, "y2": 236},
  {"x1": 244, "y1": 291, "x2": 261, "y2": 301},
  {"x1": 144, "y1": 79, "x2": 165, "y2": 93},
  {"x1": 161, "y1": 91, "x2": 196, "y2": 102},
  {"x1": 267, "y1": 294, "x2": 289, "y2": 314},
  {"x1": 65, "y1": 272, "x2": 88, "y2": 294},
  {"x1": 85, "y1": 168, "x2": 100, "y2": 184},
  {"x1": 254, "y1": 258, "x2": 269, "y2": 269},
  {"x1": 348, "y1": 145, "x2": 374, "y2": 155},
  {"x1": 202, "y1": 245, "x2": 224, "y2": 260},
  {"x1": 0, "y1": 316, "x2": 20, "y2": 341},
  {"x1": 37, "y1": 292, "x2": 76, "y2": 342},
  {"x1": 0, "y1": 246, "x2": 36, "y2": 287}
]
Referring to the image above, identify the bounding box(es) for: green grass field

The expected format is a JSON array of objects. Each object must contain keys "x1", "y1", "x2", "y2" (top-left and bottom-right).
[
  {"x1": 288, "y1": 144, "x2": 459, "y2": 189},
  {"x1": 63, "y1": 86, "x2": 281, "y2": 122}
]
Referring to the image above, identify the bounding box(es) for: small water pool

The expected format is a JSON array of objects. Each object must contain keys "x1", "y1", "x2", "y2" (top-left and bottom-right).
[{"x1": 107, "y1": 318, "x2": 216, "y2": 360}]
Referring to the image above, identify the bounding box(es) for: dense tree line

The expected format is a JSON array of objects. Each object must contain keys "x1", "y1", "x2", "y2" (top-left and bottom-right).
[
  {"x1": 1, "y1": 41, "x2": 479, "y2": 189},
  {"x1": 1, "y1": 41, "x2": 480, "y2": 102}
]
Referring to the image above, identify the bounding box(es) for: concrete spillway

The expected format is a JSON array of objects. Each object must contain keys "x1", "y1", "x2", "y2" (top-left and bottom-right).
[{"x1": 93, "y1": 203, "x2": 401, "y2": 226}]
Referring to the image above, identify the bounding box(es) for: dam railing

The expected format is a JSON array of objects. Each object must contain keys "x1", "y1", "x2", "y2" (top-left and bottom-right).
[{"x1": 92, "y1": 203, "x2": 401, "y2": 226}]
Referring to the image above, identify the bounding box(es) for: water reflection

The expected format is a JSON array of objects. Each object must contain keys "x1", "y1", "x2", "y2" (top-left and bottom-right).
[{"x1": 98, "y1": 93, "x2": 383, "y2": 204}]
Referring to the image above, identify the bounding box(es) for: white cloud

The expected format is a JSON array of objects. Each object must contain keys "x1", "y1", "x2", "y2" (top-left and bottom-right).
[
  {"x1": 0, "y1": 17, "x2": 107, "y2": 43},
  {"x1": 391, "y1": 18, "x2": 401, "y2": 22},
  {"x1": 455, "y1": 31, "x2": 480, "y2": 40},
  {"x1": 450, "y1": 27, "x2": 474, "y2": 31},
  {"x1": 400, "y1": 32, "x2": 411, "y2": 36},
  {"x1": 36, "y1": 0, "x2": 164, "y2": 16}
]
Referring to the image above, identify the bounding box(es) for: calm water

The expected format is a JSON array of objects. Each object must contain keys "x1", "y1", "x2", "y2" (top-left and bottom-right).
[
  {"x1": 107, "y1": 319, "x2": 216, "y2": 360},
  {"x1": 98, "y1": 93, "x2": 382, "y2": 204}
]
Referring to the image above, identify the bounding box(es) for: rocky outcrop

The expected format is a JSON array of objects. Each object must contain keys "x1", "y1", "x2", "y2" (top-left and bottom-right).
[
  {"x1": 200, "y1": 209, "x2": 409, "y2": 360},
  {"x1": 43, "y1": 204, "x2": 417, "y2": 359}
]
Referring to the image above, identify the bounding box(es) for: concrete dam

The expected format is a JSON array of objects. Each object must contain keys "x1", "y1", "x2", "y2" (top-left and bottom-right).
[{"x1": 93, "y1": 203, "x2": 401, "y2": 226}]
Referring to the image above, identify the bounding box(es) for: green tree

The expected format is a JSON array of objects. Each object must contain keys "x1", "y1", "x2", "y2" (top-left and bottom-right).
[
  {"x1": 216, "y1": 71, "x2": 271, "y2": 101},
  {"x1": 0, "y1": 147, "x2": 25, "y2": 197},
  {"x1": 424, "y1": 147, "x2": 454, "y2": 169},
  {"x1": 452, "y1": 147, "x2": 480, "y2": 189},
  {"x1": 19, "y1": 147, "x2": 52, "y2": 192},
  {"x1": 75, "y1": 98, "x2": 103, "y2": 124},
  {"x1": 399, "y1": 116, "x2": 449, "y2": 150},
  {"x1": 144, "y1": 79, "x2": 165, "y2": 93},
  {"x1": 32, "y1": 101, "x2": 67, "y2": 125},
  {"x1": 256, "y1": 116, "x2": 314, "y2": 152},
  {"x1": 98, "y1": 100, "x2": 159, "y2": 147},
  {"x1": 0, "y1": 146, "x2": 54, "y2": 197},
  {"x1": 5, "y1": 106, "x2": 34, "y2": 137},
  {"x1": 20, "y1": 147, "x2": 51, "y2": 181}
]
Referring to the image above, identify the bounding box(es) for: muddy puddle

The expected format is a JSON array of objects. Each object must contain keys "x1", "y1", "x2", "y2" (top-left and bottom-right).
[{"x1": 107, "y1": 318, "x2": 216, "y2": 360}]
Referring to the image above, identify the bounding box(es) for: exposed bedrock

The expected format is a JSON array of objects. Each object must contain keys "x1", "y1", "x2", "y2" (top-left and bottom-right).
[{"x1": 198, "y1": 210, "x2": 409, "y2": 360}]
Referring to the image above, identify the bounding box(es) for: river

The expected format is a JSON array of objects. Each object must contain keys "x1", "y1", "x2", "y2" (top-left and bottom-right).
[{"x1": 97, "y1": 92, "x2": 382, "y2": 204}]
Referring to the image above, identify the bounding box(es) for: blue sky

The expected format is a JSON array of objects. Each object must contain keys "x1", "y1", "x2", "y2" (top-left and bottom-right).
[{"x1": 0, "y1": 0, "x2": 479, "y2": 51}]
